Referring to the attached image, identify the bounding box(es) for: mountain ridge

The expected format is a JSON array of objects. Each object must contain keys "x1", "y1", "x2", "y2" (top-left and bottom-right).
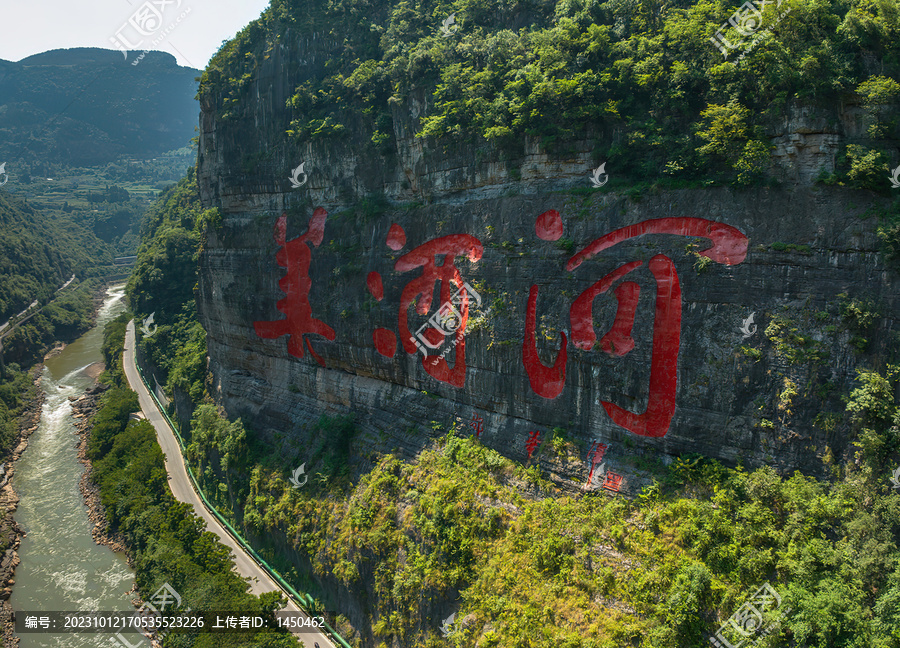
[{"x1": 0, "y1": 47, "x2": 200, "y2": 167}]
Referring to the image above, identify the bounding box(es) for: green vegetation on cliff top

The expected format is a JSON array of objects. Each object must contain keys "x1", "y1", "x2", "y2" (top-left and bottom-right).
[{"x1": 200, "y1": 0, "x2": 899, "y2": 188}]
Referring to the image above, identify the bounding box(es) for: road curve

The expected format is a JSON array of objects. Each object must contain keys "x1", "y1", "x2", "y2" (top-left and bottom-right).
[{"x1": 123, "y1": 320, "x2": 334, "y2": 648}]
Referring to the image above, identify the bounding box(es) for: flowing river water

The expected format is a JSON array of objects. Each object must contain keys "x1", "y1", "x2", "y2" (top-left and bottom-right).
[{"x1": 9, "y1": 285, "x2": 137, "y2": 647}]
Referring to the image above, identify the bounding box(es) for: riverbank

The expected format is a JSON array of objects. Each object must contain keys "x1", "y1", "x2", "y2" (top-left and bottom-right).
[
  {"x1": 71, "y1": 382, "x2": 132, "y2": 559},
  {"x1": 0, "y1": 365, "x2": 45, "y2": 648},
  {"x1": 0, "y1": 282, "x2": 130, "y2": 648}
]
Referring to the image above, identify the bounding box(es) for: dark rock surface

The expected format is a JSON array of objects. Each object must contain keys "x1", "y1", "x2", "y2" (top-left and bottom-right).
[
  {"x1": 195, "y1": 184, "x2": 897, "y2": 488},
  {"x1": 195, "y1": 30, "x2": 898, "y2": 492}
]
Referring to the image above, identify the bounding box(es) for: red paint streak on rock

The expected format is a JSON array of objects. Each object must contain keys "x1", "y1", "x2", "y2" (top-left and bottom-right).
[
  {"x1": 535, "y1": 209, "x2": 563, "y2": 241},
  {"x1": 570, "y1": 260, "x2": 643, "y2": 351},
  {"x1": 600, "y1": 255, "x2": 681, "y2": 438},
  {"x1": 367, "y1": 272, "x2": 384, "y2": 301},
  {"x1": 525, "y1": 431, "x2": 542, "y2": 458},
  {"x1": 522, "y1": 285, "x2": 568, "y2": 399},
  {"x1": 373, "y1": 328, "x2": 397, "y2": 357},
  {"x1": 601, "y1": 281, "x2": 640, "y2": 356},
  {"x1": 567, "y1": 217, "x2": 748, "y2": 271},
  {"x1": 386, "y1": 223, "x2": 407, "y2": 251}
]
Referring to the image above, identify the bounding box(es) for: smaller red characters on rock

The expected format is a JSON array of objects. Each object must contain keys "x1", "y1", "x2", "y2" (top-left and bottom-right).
[
  {"x1": 584, "y1": 441, "x2": 609, "y2": 489},
  {"x1": 470, "y1": 413, "x2": 484, "y2": 438},
  {"x1": 602, "y1": 471, "x2": 623, "y2": 493},
  {"x1": 525, "y1": 431, "x2": 542, "y2": 459},
  {"x1": 588, "y1": 441, "x2": 608, "y2": 465}
]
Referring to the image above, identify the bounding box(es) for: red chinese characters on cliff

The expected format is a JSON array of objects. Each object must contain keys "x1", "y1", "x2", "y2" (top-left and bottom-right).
[
  {"x1": 254, "y1": 209, "x2": 336, "y2": 367},
  {"x1": 585, "y1": 441, "x2": 609, "y2": 489},
  {"x1": 470, "y1": 413, "x2": 484, "y2": 438},
  {"x1": 523, "y1": 216, "x2": 749, "y2": 438},
  {"x1": 252, "y1": 207, "x2": 747, "y2": 442},
  {"x1": 368, "y1": 224, "x2": 483, "y2": 388}
]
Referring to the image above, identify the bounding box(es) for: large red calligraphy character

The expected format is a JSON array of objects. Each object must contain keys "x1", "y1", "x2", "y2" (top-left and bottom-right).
[
  {"x1": 254, "y1": 209, "x2": 336, "y2": 367},
  {"x1": 523, "y1": 217, "x2": 748, "y2": 438},
  {"x1": 570, "y1": 260, "x2": 643, "y2": 355},
  {"x1": 396, "y1": 235, "x2": 483, "y2": 388}
]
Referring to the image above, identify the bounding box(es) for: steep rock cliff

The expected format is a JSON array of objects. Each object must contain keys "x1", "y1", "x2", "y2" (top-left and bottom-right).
[{"x1": 195, "y1": 20, "x2": 898, "y2": 494}]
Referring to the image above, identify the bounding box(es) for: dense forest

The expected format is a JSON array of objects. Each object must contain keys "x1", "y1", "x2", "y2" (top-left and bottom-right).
[
  {"x1": 0, "y1": 187, "x2": 131, "y2": 368},
  {"x1": 0, "y1": 191, "x2": 102, "y2": 458},
  {"x1": 200, "y1": 0, "x2": 899, "y2": 189},
  {"x1": 0, "y1": 193, "x2": 102, "y2": 318},
  {"x1": 0, "y1": 178, "x2": 140, "y2": 477}
]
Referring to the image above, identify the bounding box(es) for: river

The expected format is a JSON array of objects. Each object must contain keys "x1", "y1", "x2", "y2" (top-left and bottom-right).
[{"x1": 9, "y1": 285, "x2": 136, "y2": 647}]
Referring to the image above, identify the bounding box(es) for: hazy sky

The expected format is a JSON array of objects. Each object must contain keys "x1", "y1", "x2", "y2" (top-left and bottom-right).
[{"x1": 0, "y1": 0, "x2": 272, "y2": 70}]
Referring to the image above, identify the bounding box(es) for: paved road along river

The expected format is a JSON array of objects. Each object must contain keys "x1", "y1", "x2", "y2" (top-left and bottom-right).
[{"x1": 123, "y1": 320, "x2": 335, "y2": 648}]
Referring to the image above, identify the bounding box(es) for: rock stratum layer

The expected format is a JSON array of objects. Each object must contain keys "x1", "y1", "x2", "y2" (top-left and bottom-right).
[{"x1": 196, "y1": 31, "x2": 898, "y2": 491}]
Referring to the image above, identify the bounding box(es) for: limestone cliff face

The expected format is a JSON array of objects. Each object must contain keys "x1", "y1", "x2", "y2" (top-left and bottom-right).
[{"x1": 196, "y1": 30, "x2": 898, "y2": 493}]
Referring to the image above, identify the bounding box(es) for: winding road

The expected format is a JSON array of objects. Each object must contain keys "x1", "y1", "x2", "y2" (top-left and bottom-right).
[{"x1": 122, "y1": 320, "x2": 335, "y2": 648}]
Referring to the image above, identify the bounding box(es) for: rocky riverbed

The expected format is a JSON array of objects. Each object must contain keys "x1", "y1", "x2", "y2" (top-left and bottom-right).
[
  {"x1": 71, "y1": 382, "x2": 132, "y2": 558},
  {"x1": 0, "y1": 367, "x2": 44, "y2": 648},
  {"x1": 0, "y1": 371, "x2": 125, "y2": 648}
]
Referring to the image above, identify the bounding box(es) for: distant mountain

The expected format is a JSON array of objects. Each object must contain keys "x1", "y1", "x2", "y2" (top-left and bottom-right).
[
  {"x1": 0, "y1": 190, "x2": 114, "y2": 322},
  {"x1": 0, "y1": 48, "x2": 199, "y2": 167}
]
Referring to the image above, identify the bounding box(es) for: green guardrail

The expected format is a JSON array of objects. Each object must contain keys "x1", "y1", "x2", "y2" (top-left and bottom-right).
[{"x1": 134, "y1": 357, "x2": 352, "y2": 648}]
